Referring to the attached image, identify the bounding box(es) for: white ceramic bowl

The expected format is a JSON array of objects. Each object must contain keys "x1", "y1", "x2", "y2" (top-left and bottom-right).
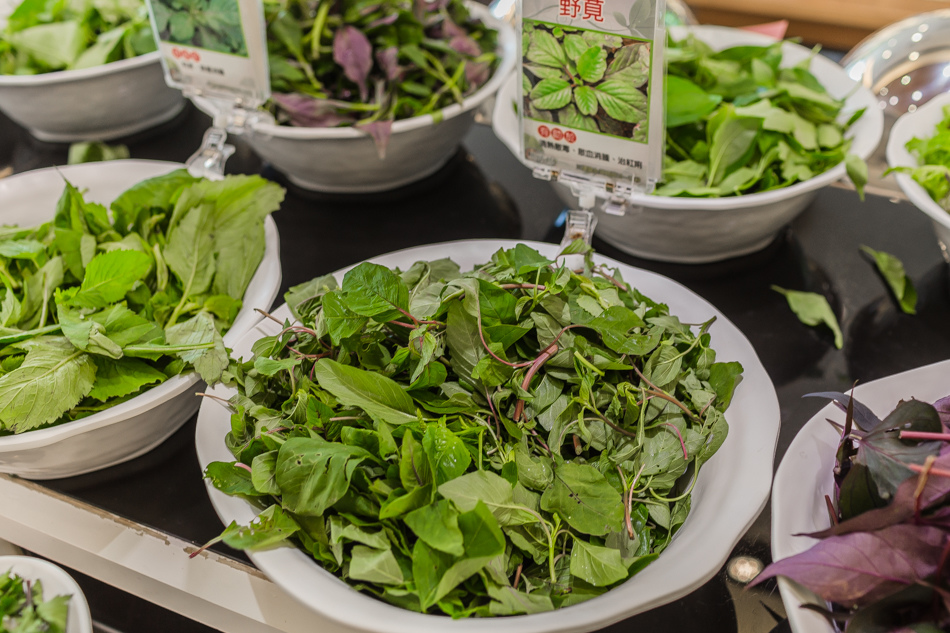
[
  {"x1": 193, "y1": 4, "x2": 516, "y2": 193},
  {"x1": 886, "y1": 92, "x2": 950, "y2": 265},
  {"x1": 0, "y1": 555, "x2": 93, "y2": 633},
  {"x1": 493, "y1": 26, "x2": 884, "y2": 263},
  {"x1": 0, "y1": 0, "x2": 182, "y2": 142},
  {"x1": 196, "y1": 239, "x2": 781, "y2": 633},
  {"x1": 771, "y1": 359, "x2": 950, "y2": 633},
  {"x1": 0, "y1": 160, "x2": 281, "y2": 479}
]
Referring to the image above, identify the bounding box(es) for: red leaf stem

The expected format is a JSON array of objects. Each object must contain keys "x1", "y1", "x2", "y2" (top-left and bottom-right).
[
  {"x1": 909, "y1": 463, "x2": 950, "y2": 479},
  {"x1": 513, "y1": 343, "x2": 559, "y2": 421},
  {"x1": 662, "y1": 422, "x2": 688, "y2": 460},
  {"x1": 900, "y1": 431, "x2": 950, "y2": 442},
  {"x1": 235, "y1": 462, "x2": 252, "y2": 473}
]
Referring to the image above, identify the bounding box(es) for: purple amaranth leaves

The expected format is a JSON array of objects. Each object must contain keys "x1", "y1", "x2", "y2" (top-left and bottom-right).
[
  {"x1": 751, "y1": 524, "x2": 947, "y2": 608},
  {"x1": 271, "y1": 93, "x2": 355, "y2": 128},
  {"x1": 449, "y1": 34, "x2": 481, "y2": 57},
  {"x1": 375, "y1": 47, "x2": 400, "y2": 81},
  {"x1": 466, "y1": 61, "x2": 489, "y2": 90},
  {"x1": 357, "y1": 119, "x2": 393, "y2": 159},
  {"x1": 441, "y1": 16, "x2": 467, "y2": 39},
  {"x1": 333, "y1": 26, "x2": 373, "y2": 102},
  {"x1": 366, "y1": 14, "x2": 399, "y2": 29}
]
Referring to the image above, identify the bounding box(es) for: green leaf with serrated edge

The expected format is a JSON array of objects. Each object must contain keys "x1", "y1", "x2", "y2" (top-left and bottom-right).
[
  {"x1": 275, "y1": 437, "x2": 373, "y2": 516},
  {"x1": 524, "y1": 64, "x2": 565, "y2": 81},
  {"x1": 772, "y1": 286, "x2": 843, "y2": 349},
  {"x1": 405, "y1": 499, "x2": 465, "y2": 556},
  {"x1": 860, "y1": 246, "x2": 917, "y2": 315},
  {"x1": 526, "y1": 28, "x2": 566, "y2": 68},
  {"x1": 530, "y1": 78, "x2": 572, "y2": 110},
  {"x1": 166, "y1": 312, "x2": 228, "y2": 384},
  {"x1": 575, "y1": 46, "x2": 606, "y2": 83},
  {"x1": 0, "y1": 337, "x2": 96, "y2": 432},
  {"x1": 541, "y1": 463, "x2": 624, "y2": 536},
  {"x1": 570, "y1": 539, "x2": 630, "y2": 586},
  {"x1": 593, "y1": 80, "x2": 647, "y2": 124},
  {"x1": 605, "y1": 42, "x2": 649, "y2": 86},
  {"x1": 574, "y1": 85, "x2": 598, "y2": 117},
  {"x1": 558, "y1": 104, "x2": 599, "y2": 133},
  {"x1": 163, "y1": 202, "x2": 216, "y2": 303},
  {"x1": 220, "y1": 505, "x2": 299, "y2": 550},
  {"x1": 342, "y1": 262, "x2": 410, "y2": 321},
  {"x1": 312, "y1": 358, "x2": 417, "y2": 425},
  {"x1": 323, "y1": 290, "x2": 368, "y2": 345},
  {"x1": 88, "y1": 357, "x2": 166, "y2": 401},
  {"x1": 110, "y1": 169, "x2": 198, "y2": 235},
  {"x1": 563, "y1": 34, "x2": 588, "y2": 61}
]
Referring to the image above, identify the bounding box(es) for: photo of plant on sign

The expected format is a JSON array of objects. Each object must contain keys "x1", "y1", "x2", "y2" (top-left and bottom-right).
[
  {"x1": 522, "y1": 19, "x2": 652, "y2": 144},
  {"x1": 151, "y1": 0, "x2": 248, "y2": 56}
]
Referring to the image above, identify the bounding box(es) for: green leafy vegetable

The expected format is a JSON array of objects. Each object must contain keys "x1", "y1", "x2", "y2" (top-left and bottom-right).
[
  {"x1": 152, "y1": 0, "x2": 247, "y2": 55},
  {"x1": 0, "y1": 171, "x2": 283, "y2": 434},
  {"x1": 860, "y1": 246, "x2": 917, "y2": 315},
  {"x1": 67, "y1": 142, "x2": 131, "y2": 165},
  {"x1": 771, "y1": 286, "x2": 843, "y2": 349},
  {"x1": 888, "y1": 103, "x2": 950, "y2": 212},
  {"x1": 0, "y1": 568, "x2": 70, "y2": 633},
  {"x1": 0, "y1": 0, "x2": 156, "y2": 74},
  {"x1": 205, "y1": 244, "x2": 743, "y2": 616},
  {"x1": 659, "y1": 34, "x2": 867, "y2": 197}
]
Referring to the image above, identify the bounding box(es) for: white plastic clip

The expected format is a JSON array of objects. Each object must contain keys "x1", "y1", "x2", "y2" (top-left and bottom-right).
[{"x1": 185, "y1": 97, "x2": 274, "y2": 179}]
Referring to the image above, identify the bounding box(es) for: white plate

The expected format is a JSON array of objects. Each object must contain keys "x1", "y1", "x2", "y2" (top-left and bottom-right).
[
  {"x1": 195, "y1": 239, "x2": 780, "y2": 633},
  {"x1": 771, "y1": 359, "x2": 950, "y2": 633},
  {"x1": 0, "y1": 555, "x2": 93, "y2": 633},
  {"x1": 886, "y1": 92, "x2": 950, "y2": 265},
  {"x1": 0, "y1": 160, "x2": 282, "y2": 479},
  {"x1": 492, "y1": 26, "x2": 883, "y2": 263}
]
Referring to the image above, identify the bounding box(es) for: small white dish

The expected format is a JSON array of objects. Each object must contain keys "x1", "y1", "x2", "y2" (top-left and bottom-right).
[
  {"x1": 192, "y1": 4, "x2": 517, "y2": 193},
  {"x1": 195, "y1": 239, "x2": 780, "y2": 633},
  {"x1": 492, "y1": 26, "x2": 883, "y2": 264},
  {"x1": 771, "y1": 359, "x2": 950, "y2": 633},
  {"x1": 0, "y1": 555, "x2": 93, "y2": 633},
  {"x1": 885, "y1": 92, "x2": 950, "y2": 265},
  {"x1": 0, "y1": 160, "x2": 282, "y2": 479}
]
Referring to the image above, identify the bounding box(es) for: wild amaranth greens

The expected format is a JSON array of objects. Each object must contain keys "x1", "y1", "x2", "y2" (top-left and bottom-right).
[
  {"x1": 660, "y1": 34, "x2": 867, "y2": 198},
  {"x1": 0, "y1": 0, "x2": 156, "y2": 74},
  {"x1": 753, "y1": 392, "x2": 950, "y2": 632},
  {"x1": 771, "y1": 286, "x2": 843, "y2": 349},
  {"x1": 0, "y1": 170, "x2": 283, "y2": 434},
  {"x1": 263, "y1": 0, "x2": 499, "y2": 153},
  {"x1": 888, "y1": 104, "x2": 950, "y2": 211},
  {"x1": 151, "y1": 0, "x2": 247, "y2": 56},
  {"x1": 202, "y1": 243, "x2": 744, "y2": 616},
  {"x1": 521, "y1": 21, "x2": 651, "y2": 143},
  {"x1": 0, "y1": 570, "x2": 70, "y2": 633}
]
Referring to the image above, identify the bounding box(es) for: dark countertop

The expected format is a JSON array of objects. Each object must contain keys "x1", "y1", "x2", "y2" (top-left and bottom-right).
[{"x1": 2, "y1": 102, "x2": 948, "y2": 633}]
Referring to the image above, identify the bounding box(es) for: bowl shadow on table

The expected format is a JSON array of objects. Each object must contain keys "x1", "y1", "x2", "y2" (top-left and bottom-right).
[
  {"x1": 582, "y1": 228, "x2": 843, "y2": 388},
  {"x1": 261, "y1": 148, "x2": 523, "y2": 296},
  {"x1": 847, "y1": 262, "x2": 950, "y2": 382}
]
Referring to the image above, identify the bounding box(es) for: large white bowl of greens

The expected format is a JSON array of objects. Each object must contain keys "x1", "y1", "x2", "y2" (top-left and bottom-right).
[
  {"x1": 886, "y1": 92, "x2": 950, "y2": 266},
  {"x1": 494, "y1": 26, "x2": 882, "y2": 263},
  {"x1": 0, "y1": 0, "x2": 183, "y2": 142},
  {"x1": 0, "y1": 160, "x2": 283, "y2": 479},
  {"x1": 193, "y1": 0, "x2": 516, "y2": 193},
  {"x1": 195, "y1": 239, "x2": 779, "y2": 631}
]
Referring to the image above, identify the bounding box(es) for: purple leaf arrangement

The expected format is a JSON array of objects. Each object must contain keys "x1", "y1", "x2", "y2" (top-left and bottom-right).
[
  {"x1": 752, "y1": 392, "x2": 950, "y2": 632},
  {"x1": 264, "y1": 0, "x2": 499, "y2": 155}
]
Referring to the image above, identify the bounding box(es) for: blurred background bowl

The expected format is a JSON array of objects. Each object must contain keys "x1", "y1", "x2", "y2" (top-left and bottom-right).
[
  {"x1": 0, "y1": 555, "x2": 93, "y2": 633},
  {"x1": 886, "y1": 91, "x2": 950, "y2": 266},
  {"x1": 0, "y1": 52, "x2": 183, "y2": 142},
  {"x1": 192, "y1": 4, "x2": 516, "y2": 193},
  {"x1": 0, "y1": 160, "x2": 281, "y2": 479},
  {"x1": 493, "y1": 25, "x2": 883, "y2": 264}
]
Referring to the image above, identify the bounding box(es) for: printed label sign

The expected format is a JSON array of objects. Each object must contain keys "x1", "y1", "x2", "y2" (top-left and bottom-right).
[
  {"x1": 518, "y1": 0, "x2": 665, "y2": 191},
  {"x1": 145, "y1": 0, "x2": 270, "y2": 106}
]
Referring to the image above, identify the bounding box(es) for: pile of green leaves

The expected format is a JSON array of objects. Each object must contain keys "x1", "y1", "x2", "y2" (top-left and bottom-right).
[
  {"x1": 753, "y1": 393, "x2": 950, "y2": 631},
  {"x1": 203, "y1": 243, "x2": 744, "y2": 616},
  {"x1": 0, "y1": 570, "x2": 69, "y2": 633},
  {"x1": 660, "y1": 33, "x2": 867, "y2": 198},
  {"x1": 0, "y1": 0, "x2": 156, "y2": 74},
  {"x1": 151, "y1": 0, "x2": 246, "y2": 56},
  {"x1": 521, "y1": 21, "x2": 651, "y2": 143},
  {"x1": 263, "y1": 0, "x2": 498, "y2": 149},
  {"x1": 889, "y1": 104, "x2": 950, "y2": 212},
  {"x1": 0, "y1": 170, "x2": 284, "y2": 435}
]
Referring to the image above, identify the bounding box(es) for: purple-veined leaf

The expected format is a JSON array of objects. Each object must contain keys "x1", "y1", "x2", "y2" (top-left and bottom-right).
[
  {"x1": 803, "y1": 391, "x2": 881, "y2": 432},
  {"x1": 751, "y1": 524, "x2": 946, "y2": 608},
  {"x1": 375, "y1": 47, "x2": 400, "y2": 81},
  {"x1": 272, "y1": 93, "x2": 354, "y2": 128},
  {"x1": 450, "y1": 34, "x2": 480, "y2": 57},
  {"x1": 333, "y1": 26, "x2": 373, "y2": 102},
  {"x1": 358, "y1": 119, "x2": 394, "y2": 159}
]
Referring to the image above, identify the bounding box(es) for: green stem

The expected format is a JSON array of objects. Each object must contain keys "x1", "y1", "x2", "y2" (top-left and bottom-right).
[
  {"x1": 125, "y1": 342, "x2": 215, "y2": 354},
  {"x1": 310, "y1": 0, "x2": 330, "y2": 59}
]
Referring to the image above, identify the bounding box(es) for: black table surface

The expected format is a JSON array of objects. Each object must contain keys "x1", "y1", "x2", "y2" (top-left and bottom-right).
[{"x1": 2, "y1": 102, "x2": 949, "y2": 633}]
